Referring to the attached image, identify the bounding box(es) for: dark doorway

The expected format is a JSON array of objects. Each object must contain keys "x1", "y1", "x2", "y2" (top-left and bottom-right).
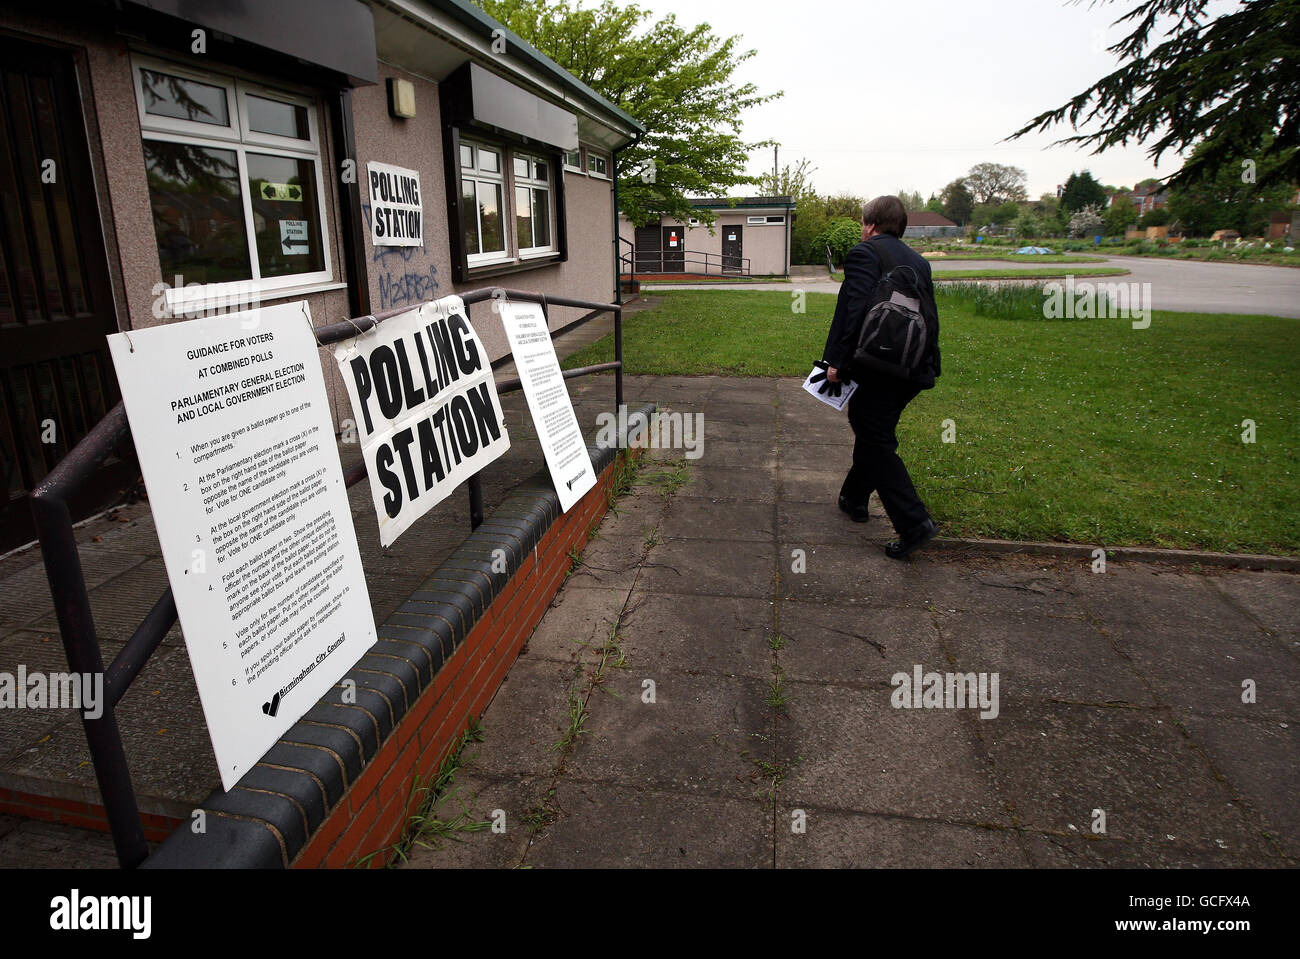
[
  {"x1": 633, "y1": 225, "x2": 661, "y2": 273},
  {"x1": 0, "y1": 35, "x2": 131, "y2": 552},
  {"x1": 722, "y1": 224, "x2": 744, "y2": 273},
  {"x1": 661, "y1": 225, "x2": 684, "y2": 273}
]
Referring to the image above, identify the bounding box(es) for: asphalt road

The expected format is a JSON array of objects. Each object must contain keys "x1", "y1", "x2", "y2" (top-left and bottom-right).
[{"x1": 652, "y1": 256, "x2": 1300, "y2": 318}]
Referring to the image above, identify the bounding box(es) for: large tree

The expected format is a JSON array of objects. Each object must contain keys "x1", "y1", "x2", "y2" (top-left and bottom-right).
[
  {"x1": 1060, "y1": 170, "x2": 1109, "y2": 213},
  {"x1": 1010, "y1": 0, "x2": 1300, "y2": 191},
  {"x1": 476, "y1": 0, "x2": 781, "y2": 226},
  {"x1": 940, "y1": 179, "x2": 975, "y2": 225},
  {"x1": 964, "y1": 162, "x2": 1029, "y2": 205},
  {"x1": 1165, "y1": 137, "x2": 1297, "y2": 234}
]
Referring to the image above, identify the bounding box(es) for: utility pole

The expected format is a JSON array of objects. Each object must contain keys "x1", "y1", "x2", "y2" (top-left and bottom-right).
[{"x1": 773, "y1": 146, "x2": 778, "y2": 190}]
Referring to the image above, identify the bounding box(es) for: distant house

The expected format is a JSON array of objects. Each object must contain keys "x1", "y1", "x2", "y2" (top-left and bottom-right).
[
  {"x1": 904, "y1": 211, "x2": 961, "y2": 238},
  {"x1": 1132, "y1": 182, "x2": 1168, "y2": 216},
  {"x1": 618, "y1": 196, "x2": 795, "y2": 277}
]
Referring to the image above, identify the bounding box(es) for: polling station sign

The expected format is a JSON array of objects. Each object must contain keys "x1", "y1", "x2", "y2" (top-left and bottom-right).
[
  {"x1": 367, "y1": 161, "x2": 422, "y2": 247},
  {"x1": 335, "y1": 296, "x2": 509, "y2": 546}
]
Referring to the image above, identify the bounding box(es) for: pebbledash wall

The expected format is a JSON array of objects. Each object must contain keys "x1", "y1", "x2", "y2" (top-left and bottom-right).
[{"x1": 0, "y1": 0, "x2": 646, "y2": 863}]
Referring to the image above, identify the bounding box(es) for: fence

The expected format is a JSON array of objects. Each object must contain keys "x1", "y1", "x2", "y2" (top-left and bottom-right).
[{"x1": 29, "y1": 287, "x2": 623, "y2": 868}]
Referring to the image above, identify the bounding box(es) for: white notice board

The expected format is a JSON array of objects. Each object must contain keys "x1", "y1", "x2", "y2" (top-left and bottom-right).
[
  {"x1": 497, "y1": 299, "x2": 596, "y2": 512},
  {"x1": 107, "y1": 302, "x2": 376, "y2": 790}
]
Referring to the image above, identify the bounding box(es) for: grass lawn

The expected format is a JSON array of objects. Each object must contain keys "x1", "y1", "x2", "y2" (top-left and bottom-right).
[
  {"x1": 565, "y1": 290, "x2": 1299, "y2": 554},
  {"x1": 930, "y1": 253, "x2": 1110, "y2": 264}
]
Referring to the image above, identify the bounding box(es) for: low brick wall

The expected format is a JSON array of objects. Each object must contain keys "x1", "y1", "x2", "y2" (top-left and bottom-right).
[
  {"x1": 0, "y1": 786, "x2": 181, "y2": 842},
  {"x1": 144, "y1": 414, "x2": 651, "y2": 868}
]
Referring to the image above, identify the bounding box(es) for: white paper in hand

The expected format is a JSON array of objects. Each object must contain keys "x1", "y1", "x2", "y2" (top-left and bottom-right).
[{"x1": 802, "y1": 366, "x2": 857, "y2": 411}]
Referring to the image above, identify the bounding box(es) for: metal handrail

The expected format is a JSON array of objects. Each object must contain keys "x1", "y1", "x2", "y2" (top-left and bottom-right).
[
  {"x1": 623, "y1": 247, "x2": 752, "y2": 277},
  {"x1": 30, "y1": 287, "x2": 624, "y2": 868}
]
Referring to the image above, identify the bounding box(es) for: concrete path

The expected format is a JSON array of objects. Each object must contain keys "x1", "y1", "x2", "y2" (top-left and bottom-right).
[
  {"x1": 646, "y1": 256, "x2": 1300, "y2": 317},
  {"x1": 402, "y1": 375, "x2": 1299, "y2": 869}
]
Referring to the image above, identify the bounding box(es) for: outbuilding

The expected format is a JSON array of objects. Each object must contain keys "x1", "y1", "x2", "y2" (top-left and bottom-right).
[{"x1": 618, "y1": 196, "x2": 795, "y2": 278}]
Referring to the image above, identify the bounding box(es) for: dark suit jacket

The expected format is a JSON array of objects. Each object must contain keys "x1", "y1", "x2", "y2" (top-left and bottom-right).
[{"x1": 821, "y1": 234, "x2": 941, "y2": 389}]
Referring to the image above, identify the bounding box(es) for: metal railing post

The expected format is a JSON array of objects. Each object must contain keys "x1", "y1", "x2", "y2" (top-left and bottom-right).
[{"x1": 614, "y1": 305, "x2": 624, "y2": 410}]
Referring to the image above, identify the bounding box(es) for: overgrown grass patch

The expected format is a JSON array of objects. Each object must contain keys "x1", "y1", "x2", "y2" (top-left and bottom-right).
[{"x1": 565, "y1": 290, "x2": 1299, "y2": 553}]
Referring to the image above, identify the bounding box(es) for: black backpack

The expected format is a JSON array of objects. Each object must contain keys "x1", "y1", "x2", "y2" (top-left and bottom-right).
[{"x1": 851, "y1": 238, "x2": 935, "y2": 382}]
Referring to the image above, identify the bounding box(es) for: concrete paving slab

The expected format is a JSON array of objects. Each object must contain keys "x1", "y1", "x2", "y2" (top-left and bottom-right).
[
  {"x1": 616, "y1": 590, "x2": 774, "y2": 681},
  {"x1": 673, "y1": 465, "x2": 778, "y2": 503},
  {"x1": 398, "y1": 772, "x2": 538, "y2": 870},
  {"x1": 1107, "y1": 620, "x2": 1300, "y2": 721},
  {"x1": 0, "y1": 550, "x2": 152, "y2": 630},
  {"x1": 31, "y1": 558, "x2": 183, "y2": 646},
  {"x1": 936, "y1": 609, "x2": 1154, "y2": 707},
  {"x1": 776, "y1": 809, "x2": 1031, "y2": 868},
  {"x1": 778, "y1": 678, "x2": 1010, "y2": 824},
  {"x1": 465, "y1": 657, "x2": 581, "y2": 780},
  {"x1": 779, "y1": 467, "x2": 850, "y2": 505},
  {"x1": 982, "y1": 702, "x2": 1266, "y2": 849},
  {"x1": 778, "y1": 500, "x2": 885, "y2": 547},
  {"x1": 1022, "y1": 831, "x2": 1280, "y2": 868},
  {"x1": 0, "y1": 818, "x2": 123, "y2": 869},
  {"x1": 637, "y1": 537, "x2": 777, "y2": 599},
  {"x1": 1176, "y1": 714, "x2": 1300, "y2": 859},
  {"x1": 1206, "y1": 570, "x2": 1300, "y2": 646},
  {"x1": 776, "y1": 602, "x2": 946, "y2": 686},
  {"x1": 527, "y1": 781, "x2": 772, "y2": 869},
  {"x1": 523, "y1": 585, "x2": 631, "y2": 667},
  {"x1": 776, "y1": 542, "x2": 918, "y2": 606},
  {"x1": 660, "y1": 498, "x2": 775, "y2": 542},
  {"x1": 567, "y1": 670, "x2": 773, "y2": 802}
]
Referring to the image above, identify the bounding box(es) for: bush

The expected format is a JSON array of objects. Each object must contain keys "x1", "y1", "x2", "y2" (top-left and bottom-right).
[{"x1": 815, "y1": 217, "x2": 862, "y2": 265}]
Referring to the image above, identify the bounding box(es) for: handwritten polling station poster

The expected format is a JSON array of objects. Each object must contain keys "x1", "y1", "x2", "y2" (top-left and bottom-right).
[{"x1": 335, "y1": 296, "x2": 510, "y2": 546}]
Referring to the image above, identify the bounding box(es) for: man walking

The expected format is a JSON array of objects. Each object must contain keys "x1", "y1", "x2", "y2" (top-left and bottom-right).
[{"x1": 821, "y1": 195, "x2": 940, "y2": 559}]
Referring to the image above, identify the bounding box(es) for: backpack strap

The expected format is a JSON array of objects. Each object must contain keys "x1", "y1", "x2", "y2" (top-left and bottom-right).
[{"x1": 867, "y1": 235, "x2": 920, "y2": 293}]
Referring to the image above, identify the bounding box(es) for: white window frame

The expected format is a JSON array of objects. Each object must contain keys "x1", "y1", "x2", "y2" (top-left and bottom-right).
[
  {"x1": 586, "y1": 150, "x2": 610, "y2": 180},
  {"x1": 746, "y1": 214, "x2": 786, "y2": 226},
  {"x1": 513, "y1": 151, "x2": 555, "y2": 259},
  {"x1": 562, "y1": 148, "x2": 584, "y2": 174},
  {"x1": 133, "y1": 55, "x2": 333, "y2": 313},
  {"x1": 460, "y1": 140, "x2": 511, "y2": 267}
]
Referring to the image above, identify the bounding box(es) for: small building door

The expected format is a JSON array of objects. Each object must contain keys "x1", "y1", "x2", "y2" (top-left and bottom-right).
[
  {"x1": 633, "y1": 226, "x2": 661, "y2": 273},
  {"x1": 0, "y1": 36, "x2": 129, "y2": 550},
  {"x1": 661, "y1": 226, "x2": 684, "y2": 273},
  {"x1": 722, "y1": 225, "x2": 744, "y2": 273}
]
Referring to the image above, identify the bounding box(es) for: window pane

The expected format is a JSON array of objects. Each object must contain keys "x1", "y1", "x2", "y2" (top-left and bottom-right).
[
  {"x1": 246, "y1": 94, "x2": 309, "y2": 140},
  {"x1": 513, "y1": 156, "x2": 530, "y2": 179},
  {"x1": 479, "y1": 181, "x2": 504, "y2": 253},
  {"x1": 479, "y1": 148, "x2": 499, "y2": 174},
  {"x1": 143, "y1": 140, "x2": 251, "y2": 284},
  {"x1": 532, "y1": 188, "x2": 550, "y2": 248},
  {"x1": 533, "y1": 160, "x2": 548, "y2": 182},
  {"x1": 564, "y1": 150, "x2": 579, "y2": 168},
  {"x1": 515, "y1": 185, "x2": 532, "y2": 250},
  {"x1": 247, "y1": 153, "x2": 324, "y2": 278},
  {"x1": 140, "y1": 69, "x2": 229, "y2": 126},
  {"x1": 460, "y1": 144, "x2": 474, "y2": 168},
  {"x1": 461, "y1": 178, "x2": 479, "y2": 255}
]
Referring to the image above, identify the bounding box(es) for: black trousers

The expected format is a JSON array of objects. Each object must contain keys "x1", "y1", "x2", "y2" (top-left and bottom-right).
[{"x1": 839, "y1": 375, "x2": 930, "y2": 536}]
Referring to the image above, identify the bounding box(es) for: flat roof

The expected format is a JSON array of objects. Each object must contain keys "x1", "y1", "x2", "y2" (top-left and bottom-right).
[{"x1": 428, "y1": 0, "x2": 644, "y2": 136}]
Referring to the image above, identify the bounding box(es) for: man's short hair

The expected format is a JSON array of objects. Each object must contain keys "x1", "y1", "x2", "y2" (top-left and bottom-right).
[{"x1": 861, "y1": 196, "x2": 908, "y2": 237}]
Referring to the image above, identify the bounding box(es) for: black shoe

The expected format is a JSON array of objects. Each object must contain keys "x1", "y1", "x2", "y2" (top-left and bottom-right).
[
  {"x1": 884, "y1": 518, "x2": 939, "y2": 560},
  {"x1": 838, "y1": 495, "x2": 869, "y2": 523}
]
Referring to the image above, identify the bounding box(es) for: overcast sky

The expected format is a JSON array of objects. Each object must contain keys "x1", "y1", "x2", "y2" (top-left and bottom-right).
[{"x1": 633, "y1": 0, "x2": 1234, "y2": 200}]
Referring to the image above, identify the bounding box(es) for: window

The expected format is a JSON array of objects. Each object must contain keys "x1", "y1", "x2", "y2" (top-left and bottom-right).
[
  {"x1": 453, "y1": 136, "x2": 563, "y2": 276},
  {"x1": 687, "y1": 217, "x2": 700, "y2": 227},
  {"x1": 747, "y1": 214, "x2": 786, "y2": 225},
  {"x1": 460, "y1": 141, "x2": 507, "y2": 265},
  {"x1": 562, "y1": 148, "x2": 583, "y2": 173},
  {"x1": 587, "y1": 151, "x2": 609, "y2": 178},
  {"x1": 133, "y1": 58, "x2": 331, "y2": 311},
  {"x1": 513, "y1": 153, "x2": 553, "y2": 255}
]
